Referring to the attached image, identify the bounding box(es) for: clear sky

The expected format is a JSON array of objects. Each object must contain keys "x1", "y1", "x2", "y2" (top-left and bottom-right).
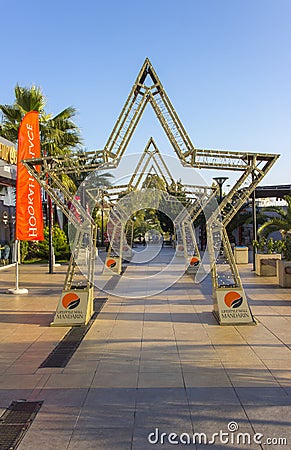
[{"x1": 1, "y1": 0, "x2": 291, "y2": 187}]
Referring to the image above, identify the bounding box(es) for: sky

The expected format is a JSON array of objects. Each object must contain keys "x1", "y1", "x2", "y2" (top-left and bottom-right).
[{"x1": 1, "y1": 0, "x2": 291, "y2": 188}]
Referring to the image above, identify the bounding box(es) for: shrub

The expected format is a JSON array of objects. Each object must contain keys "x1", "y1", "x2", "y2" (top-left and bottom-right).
[
  {"x1": 253, "y1": 237, "x2": 284, "y2": 255},
  {"x1": 20, "y1": 225, "x2": 70, "y2": 262},
  {"x1": 38, "y1": 225, "x2": 70, "y2": 260},
  {"x1": 20, "y1": 240, "x2": 28, "y2": 262}
]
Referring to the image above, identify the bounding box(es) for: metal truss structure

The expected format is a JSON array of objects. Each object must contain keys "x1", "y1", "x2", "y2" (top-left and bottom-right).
[
  {"x1": 95, "y1": 138, "x2": 213, "y2": 274},
  {"x1": 22, "y1": 58, "x2": 279, "y2": 325}
]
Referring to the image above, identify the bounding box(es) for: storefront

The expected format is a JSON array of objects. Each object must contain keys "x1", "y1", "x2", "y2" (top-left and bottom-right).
[{"x1": 0, "y1": 136, "x2": 17, "y2": 266}]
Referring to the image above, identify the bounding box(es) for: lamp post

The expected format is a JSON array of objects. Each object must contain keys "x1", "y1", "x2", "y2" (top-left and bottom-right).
[
  {"x1": 100, "y1": 190, "x2": 109, "y2": 247},
  {"x1": 131, "y1": 216, "x2": 136, "y2": 247},
  {"x1": 213, "y1": 177, "x2": 229, "y2": 203},
  {"x1": 252, "y1": 174, "x2": 257, "y2": 271},
  {"x1": 101, "y1": 192, "x2": 104, "y2": 247}
]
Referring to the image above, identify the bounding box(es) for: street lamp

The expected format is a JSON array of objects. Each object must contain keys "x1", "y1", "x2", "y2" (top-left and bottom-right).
[
  {"x1": 213, "y1": 177, "x2": 229, "y2": 203},
  {"x1": 101, "y1": 192, "x2": 104, "y2": 246}
]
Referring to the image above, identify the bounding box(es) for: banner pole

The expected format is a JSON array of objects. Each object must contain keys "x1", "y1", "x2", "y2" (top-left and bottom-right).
[
  {"x1": 7, "y1": 240, "x2": 28, "y2": 295},
  {"x1": 15, "y1": 241, "x2": 19, "y2": 291}
]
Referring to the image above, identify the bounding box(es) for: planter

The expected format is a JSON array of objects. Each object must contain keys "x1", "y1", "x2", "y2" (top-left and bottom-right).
[
  {"x1": 255, "y1": 253, "x2": 281, "y2": 276},
  {"x1": 234, "y1": 246, "x2": 248, "y2": 264},
  {"x1": 277, "y1": 260, "x2": 291, "y2": 288}
]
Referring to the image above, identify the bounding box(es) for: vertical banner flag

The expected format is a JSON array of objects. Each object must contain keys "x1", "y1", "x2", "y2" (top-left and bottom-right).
[{"x1": 16, "y1": 111, "x2": 44, "y2": 241}]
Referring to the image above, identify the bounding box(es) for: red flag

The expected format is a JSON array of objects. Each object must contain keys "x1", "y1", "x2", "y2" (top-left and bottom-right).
[{"x1": 16, "y1": 111, "x2": 44, "y2": 241}]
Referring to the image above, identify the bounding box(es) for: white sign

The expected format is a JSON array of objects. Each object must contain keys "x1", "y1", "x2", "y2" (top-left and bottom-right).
[
  {"x1": 51, "y1": 289, "x2": 93, "y2": 326},
  {"x1": 214, "y1": 288, "x2": 256, "y2": 325}
]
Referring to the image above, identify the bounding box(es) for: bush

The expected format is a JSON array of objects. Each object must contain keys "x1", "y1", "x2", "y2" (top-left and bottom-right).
[
  {"x1": 38, "y1": 225, "x2": 70, "y2": 260},
  {"x1": 20, "y1": 240, "x2": 28, "y2": 262},
  {"x1": 283, "y1": 234, "x2": 291, "y2": 261},
  {"x1": 253, "y1": 237, "x2": 284, "y2": 255}
]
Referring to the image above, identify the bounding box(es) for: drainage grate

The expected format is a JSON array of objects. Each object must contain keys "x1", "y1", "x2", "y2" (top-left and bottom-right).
[
  {"x1": 39, "y1": 297, "x2": 107, "y2": 368},
  {"x1": 0, "y1": 400, "x2": 43, "y2": 450}
]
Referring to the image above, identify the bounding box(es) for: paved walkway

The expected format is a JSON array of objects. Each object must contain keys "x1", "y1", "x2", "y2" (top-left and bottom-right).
[{"x1": 0, "y1": 254, "x2": 290, "y2": 449}]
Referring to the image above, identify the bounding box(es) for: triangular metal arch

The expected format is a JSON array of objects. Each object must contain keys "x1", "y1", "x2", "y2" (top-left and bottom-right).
[
  {"x1": 103, "y1": 58, "x2": 195, "y2": 164},
  {"x1": 127, "y1": 137, "x2": 175, "y2": 191}
]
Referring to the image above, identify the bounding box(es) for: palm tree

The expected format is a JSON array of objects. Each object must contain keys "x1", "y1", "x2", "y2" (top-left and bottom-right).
[
  {"x1": 257, "y1": 195, "x2": 291, "y2": 237},
  {"x1": 0, "y1": 85, "x2": 81, "y2": 192},
  {"x1": 0, "y1": 84, "x2": 82, "y2": 272},
  {"x1": 0, "y1": 85, "x2": 46, "y2": 141},
  {"x1": 69, "y1": 148, "x2": 113, "y2": 190}
]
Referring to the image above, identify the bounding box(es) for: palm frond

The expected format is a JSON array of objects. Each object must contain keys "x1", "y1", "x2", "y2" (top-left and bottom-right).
[
  {"x1": 258, "y1": 218, "x2": 288, "y2": 236},
  {"x1": 261, "y1": 206, "x2": 286, "y2": 218},
  {"x1": 52, "y1": 106, "x2": 78, "y2": 121},
  {"x1": 15, "y1": 85, "x2": 46, "y2": 113}
]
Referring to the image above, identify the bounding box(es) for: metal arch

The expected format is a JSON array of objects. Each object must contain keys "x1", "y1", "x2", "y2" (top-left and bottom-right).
[{"x1": 21, "y1": 58, "x2": 279, "y2": 326}]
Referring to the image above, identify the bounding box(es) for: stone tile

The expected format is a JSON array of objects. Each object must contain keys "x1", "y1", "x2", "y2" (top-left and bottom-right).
[
  {"x1": 76, "y1": 405, "x2": 135, "y2": 429},
  {"x1": 1, "y1": 261, "x2": 291, "y2": 449},
  {"x1": 84, "y1": 387, "x2": 137, "y2": 407},
  {"x1": 0, "y1": 389, "x2": 37, "y2": 408},
  {"x1": 134, "y1": 404, "x2": 192, "y2": 430},
  {"x1": 136, "y1": 387, "x2": 188, "y2": 407},
  {"x1": 96, "y1": 359, "x2": 139, "y2": 373},
  {"x1": 44, "y1": 372, "x2": 94, "y2": 389},
  {"x1": 67, "y1": 427, "x2": 133, "y2": 450},
  {"x1": 243, "y1": 404, "x2": 291, "y2": 446},
  {"x1": 225, "y1": 368, "x2": 281, "y2": 388},
  {"x1": 252, "y1": 345, "x2": 291, "y2": 360},
  {"x1": 139, "y1": 360, "x2": 181, "y2": 373},
  {"x1": 183, "y1": 369, "x2": 232, "y2": 388},
  {"x1": 37, "y1": 388, "x2": 89, "y2": 407},
  {"x1": 18, "y1": 428, "x2": 73, "y2": 450},
  {"x1": 63, "y1": 359, "x2": 100, "y2": 373},
  {"x1": 186, "y1": 387, "x2": 240, "y2": 405},
  {"x1": 0, "y1": 373, "x2": 46, "y2": 389},
  {"x1": 190, "y1": 404, "x2": 253, "y2": 448},
  {"x1": 235, "y1": 386, "x2": 290, "y2": 405},
  {"x1": 263, "y1": 359, "x2": 291, "y2": 369},
  {"x1": 138, "y1": 371, "x2": 184, "y2": 388},
  {"x1": 92, "y1": 369, "x2": 138, "y2": 388},
  {"x1": 140, "y1": 350, "x2": 180, "y2": 362}
]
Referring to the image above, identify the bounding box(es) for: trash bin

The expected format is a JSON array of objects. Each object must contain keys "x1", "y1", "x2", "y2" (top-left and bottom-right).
[{"x1": 234, "y1": 246, "x2": 248, "y2": 264}]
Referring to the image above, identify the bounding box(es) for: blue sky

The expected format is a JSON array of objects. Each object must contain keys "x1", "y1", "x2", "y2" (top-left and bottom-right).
[{"x1": 1, "y1": 0, "x2": 291, "y2": 186}]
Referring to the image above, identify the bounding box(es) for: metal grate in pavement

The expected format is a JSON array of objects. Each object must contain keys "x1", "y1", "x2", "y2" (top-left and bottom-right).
[
  {"x1": 39, "y1": 297, "x2": 107, "y2": 368},
  {"x1": 0, "y1": 400, "x2": 43, "y2": 450}
]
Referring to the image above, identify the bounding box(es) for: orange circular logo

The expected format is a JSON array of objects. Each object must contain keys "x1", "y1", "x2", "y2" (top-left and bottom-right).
[
  {"x1": 62, "y1": 292, "x2": 80, "y2": 310},
  {"x1": 106, "y1": 258, "x2": 116, "y2": 269},
  {"x1": 224, "y1": 291, "x2": 243, "y2": 309},
  {"x1": 190, "y1": 257, "x2": 199, "y2": 266}
]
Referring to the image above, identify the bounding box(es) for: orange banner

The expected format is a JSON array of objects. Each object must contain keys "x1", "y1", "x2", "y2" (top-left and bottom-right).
[{"x1": 16, "y1": 111, "x2": 44, "y2": 241}]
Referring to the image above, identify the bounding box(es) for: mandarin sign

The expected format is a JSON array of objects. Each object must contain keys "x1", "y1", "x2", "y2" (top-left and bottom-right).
[{"x1": 0, "y1": 142, "x2": 17, "y2": 164}]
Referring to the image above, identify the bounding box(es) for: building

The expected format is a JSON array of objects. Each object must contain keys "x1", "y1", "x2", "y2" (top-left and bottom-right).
[
  {"x1": 0, "y1": 136, "x2": 17, "y2": 265},
  {"x1": 231, "y1": 185, "x2": 291, "y2": 247}
]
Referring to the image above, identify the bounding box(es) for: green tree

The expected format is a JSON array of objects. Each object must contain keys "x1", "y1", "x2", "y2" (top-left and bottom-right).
[
  {"x1": 0, "y1": 84, "x2": 81, "y2": 192},
  {"x1": 69, "y1": 148, "x2": 114, "y2": 190},
  {"x1": 0, "y1": 85, "x2": 82, "y2": 270}
]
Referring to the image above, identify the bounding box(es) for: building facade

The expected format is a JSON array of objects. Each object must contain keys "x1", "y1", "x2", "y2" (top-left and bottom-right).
[{"x1": 0, "y1": 136, "x2": 17, "y2": 265}]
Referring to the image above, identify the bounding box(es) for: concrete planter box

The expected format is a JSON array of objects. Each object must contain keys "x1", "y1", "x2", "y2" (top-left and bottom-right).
[
  {"x1": 234, "y1": 246, "x2": 249, "y2": 264},
  {"x1": 255, "y1": 253, "x2": 281, "y2": 276},
  {"x1": 277, "y1": 260, "x2": 291, "y2": 288}
]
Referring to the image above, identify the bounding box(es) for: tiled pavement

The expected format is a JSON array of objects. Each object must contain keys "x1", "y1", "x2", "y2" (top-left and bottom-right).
[{"x1": 0, "y1": 252, "x2": 290, "y2": 449}]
